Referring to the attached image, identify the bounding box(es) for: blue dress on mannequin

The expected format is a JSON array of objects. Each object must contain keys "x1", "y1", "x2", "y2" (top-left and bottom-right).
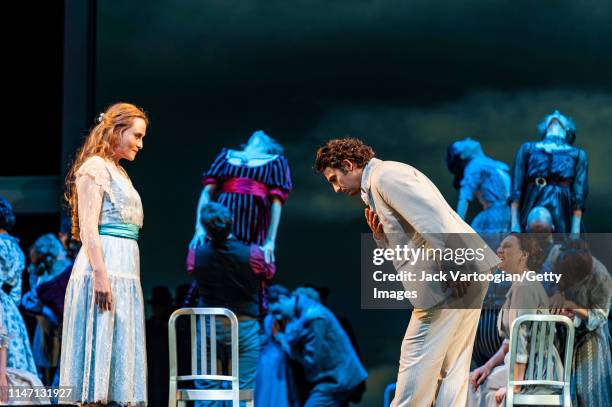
[{"x1": 511, "y1": 137, "x2": 588, "y2": 233}]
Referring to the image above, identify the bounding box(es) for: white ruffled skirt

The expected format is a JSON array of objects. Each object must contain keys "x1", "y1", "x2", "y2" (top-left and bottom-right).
[{"x1": 59, "y1": 235, "x2": 147, "y2": 406}]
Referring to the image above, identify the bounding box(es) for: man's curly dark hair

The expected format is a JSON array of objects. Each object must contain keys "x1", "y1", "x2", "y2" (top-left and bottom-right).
[{"x1": 314, "y1": 138, "x2": 375, "y2": 173}]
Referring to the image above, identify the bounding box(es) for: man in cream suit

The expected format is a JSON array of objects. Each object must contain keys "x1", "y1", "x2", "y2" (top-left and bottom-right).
[{"x1": 315, "y1": 138, "x2": 500, "y2": 407}]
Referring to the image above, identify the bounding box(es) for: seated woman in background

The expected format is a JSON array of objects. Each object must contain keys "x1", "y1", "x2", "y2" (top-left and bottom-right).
[
  {"x1": 21, "y1": 234, "x2": 72, "y2": 386},
  {"x1": 550, "y1": 240, "x2": 612, "y2": 407},
  {"x1": 468, "y1": 233, "x2": 563, "y2": 407}
]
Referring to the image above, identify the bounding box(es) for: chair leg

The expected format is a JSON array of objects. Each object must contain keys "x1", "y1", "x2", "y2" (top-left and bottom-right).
[{"x1": 168, "y1": 380, "x2": 177, "y2": 407}]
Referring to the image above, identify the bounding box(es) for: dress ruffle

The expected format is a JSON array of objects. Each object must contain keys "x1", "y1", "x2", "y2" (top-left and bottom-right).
[
  {"x1": 60, "y1": 272, "x2": 147, "y2": 405},
  {"x1": 60, "y1": 231, "x2": 146, "y2": 403}
]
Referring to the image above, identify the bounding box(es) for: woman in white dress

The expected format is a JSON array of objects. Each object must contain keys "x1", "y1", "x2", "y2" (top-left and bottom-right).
[{"x1": 60, "y1": 102, "x2": 148, "y2": 406}]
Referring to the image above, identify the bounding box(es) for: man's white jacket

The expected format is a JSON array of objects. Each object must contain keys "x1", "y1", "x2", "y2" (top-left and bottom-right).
[{"x1": 360, "y1": 158, "x2": 500, "y2": 308}]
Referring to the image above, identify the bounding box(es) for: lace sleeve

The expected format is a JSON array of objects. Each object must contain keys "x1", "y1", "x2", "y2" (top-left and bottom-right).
[{"x1": 76, "y1": 157, "x2": 111, "y2": 252}]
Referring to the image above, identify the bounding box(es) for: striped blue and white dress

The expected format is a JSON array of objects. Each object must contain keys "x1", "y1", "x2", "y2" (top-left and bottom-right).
[{"x1": 203, "y1": 148, "x2": 292, "y2": 245}]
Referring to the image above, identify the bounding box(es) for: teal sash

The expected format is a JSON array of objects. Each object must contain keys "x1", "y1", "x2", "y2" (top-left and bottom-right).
[{"x1": 99, "y1": 223, "x2": 139, "y2": 241}]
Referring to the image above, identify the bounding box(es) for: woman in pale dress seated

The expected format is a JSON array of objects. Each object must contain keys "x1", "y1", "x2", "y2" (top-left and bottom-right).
[
  {"x1": 467, "y1": 233, "x2": 563, "y2": 406},
  {"x1": 60, "y1": 102, "x2": 149, "y2": 406}
]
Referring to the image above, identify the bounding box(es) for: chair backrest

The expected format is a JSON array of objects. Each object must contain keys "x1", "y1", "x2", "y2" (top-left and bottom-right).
[
  {"x1": 506, "y1": 314, "x2": 574, "y2": 406},
  {"x1": 168, "y1": 307, "x2": 240, "y2": 387},
  {"x1": 383, "y1": 383, "x2": 396, "y2": 407}
]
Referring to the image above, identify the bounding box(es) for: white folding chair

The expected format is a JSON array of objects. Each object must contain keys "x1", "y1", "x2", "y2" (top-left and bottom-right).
[
  {"x1": 168, "y1": 307, "x2": 254, "y2": 407},
  {"x1": 506, "y1": 314, "x2": 574, "y2": 406}
]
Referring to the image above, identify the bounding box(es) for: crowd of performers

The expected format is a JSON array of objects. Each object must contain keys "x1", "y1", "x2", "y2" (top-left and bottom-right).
[{"x1": 0, "y1": 103, "x2": 610, "y2": 406}]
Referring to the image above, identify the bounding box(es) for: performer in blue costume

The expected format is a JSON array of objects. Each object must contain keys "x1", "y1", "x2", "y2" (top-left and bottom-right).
[
  {"x1": 0, "y1": 196, "x2": 37, "y2": 376},
  {"x1": 255, "y1": 285, "x2": 301, "y2": 407},
  {"x1": 269, "y1": 292, "x2": 367, "y2": 407},
  {"x1": 510, "y1": 110, "x2": 588, "y2": 234},
  {"x1": 446, "y1": 137, "x2": 511, "y2": 242}
]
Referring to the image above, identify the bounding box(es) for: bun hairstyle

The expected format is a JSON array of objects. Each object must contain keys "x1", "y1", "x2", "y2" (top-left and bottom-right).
[{"x1": 65, "y1": 102, "x2": 148, "y2": 241}]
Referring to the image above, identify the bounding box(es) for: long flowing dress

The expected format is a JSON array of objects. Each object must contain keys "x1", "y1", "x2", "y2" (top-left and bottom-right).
[
  {"x1": 0, "y1": 234, "x2": 36, "y2": 375},
  {"x1": 511, "y1": 138, "x2": 588, "y2": 233},
  {"x1": 60, "y1": 156, "x2": 147, "y2": 406}
]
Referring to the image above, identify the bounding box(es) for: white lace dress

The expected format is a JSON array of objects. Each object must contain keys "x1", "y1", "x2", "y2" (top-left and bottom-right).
[{"x1": 59, "y1": 156, "x2": 146, "y2": 406}]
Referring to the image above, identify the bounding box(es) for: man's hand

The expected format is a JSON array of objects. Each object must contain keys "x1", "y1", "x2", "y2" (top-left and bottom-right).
[
  {"x1": 93, "y1": 270, "x2": 113, "y2": 312},
  {"x1": 469, "y1": 365, "x2": 491, "y2": 391},
  {"x1": 443, "y1": 279, "x2": 471, "y2": 298},
  {"x1": 365, "y1": 208, "x2": 384, "y2": 240},
  {"x1": 261, "y1": 240, "x2": 275, "y2": 264}
]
